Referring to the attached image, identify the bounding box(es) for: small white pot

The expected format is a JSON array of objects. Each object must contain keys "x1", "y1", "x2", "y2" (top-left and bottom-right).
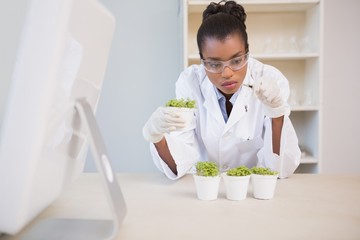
[
  {"x1": 222, "y1": 173, "x2": 250, "y2": 201},
  {"x1": 167, "y1": 107, "x2": 195, "y2": 129},
  {"x1": 193, "y1": 174, "x2": 220, "y2": 201},
  {"x1": 251, "y1": 174, "x2": 279, "y2": 200}
]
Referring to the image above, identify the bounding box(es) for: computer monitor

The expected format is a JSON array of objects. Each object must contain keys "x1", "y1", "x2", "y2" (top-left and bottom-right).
[{"x1": 0, "y1": 0, "x2": 126, "y2": 239}]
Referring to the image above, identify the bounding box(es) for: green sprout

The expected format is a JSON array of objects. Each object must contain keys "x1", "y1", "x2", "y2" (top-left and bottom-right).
[
  {"x1": 195, "y1": 161, "x2": 219, "y2": 177},
  {"x1": 165, "y1": 98, "x2": 196, "y2": 109},
  {"x1": 250, "y1": 167, "x2": 278, "y2": 175},
  {"x1": 226, "y1": 166, "x2": 252, "y2": 176}
]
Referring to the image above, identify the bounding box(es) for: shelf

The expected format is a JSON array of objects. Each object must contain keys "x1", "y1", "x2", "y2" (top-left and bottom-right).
[
  {"x1": 291, "y1": 105, "x2": 319, "y2": 111},
  {"x1": 188, "y1": 0, "x2": 320, "y2": 13},
  {"x1": 251, "y1": 52, "x2": 319, "y2": 60},
  {"x1": 188, "y1": 53, "x2": 319, "y2": 62},
  {"x1": 300, "y1": 156, "x2": 318, "y2": 164},
  {"x1": 184, "y1": 0, "x2": 322, "y2": 174}
]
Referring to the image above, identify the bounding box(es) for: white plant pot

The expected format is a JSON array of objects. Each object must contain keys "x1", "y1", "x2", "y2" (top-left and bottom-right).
[
  {"x1": 167, "y1": 107, "x2": 195, "y2": 129},
  {"x1": 251, "y1": 174, "x2": 279, "y2": 200},
  {"x1": 222, "y1": 173, "x2": 250, "y2": 201},
  {"x1": 193, "y1": 174, "x2": 220, "y2": 201}
]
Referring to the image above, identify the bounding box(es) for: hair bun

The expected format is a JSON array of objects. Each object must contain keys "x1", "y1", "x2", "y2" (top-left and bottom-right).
[{"x1": 203, "y1": 1, "x2": 247, "y2": 25}]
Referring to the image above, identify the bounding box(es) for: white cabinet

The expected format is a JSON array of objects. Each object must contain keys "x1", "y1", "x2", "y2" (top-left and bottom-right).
[{"x1": 182, "y1": 0, "x2": 322, "y2": 173}]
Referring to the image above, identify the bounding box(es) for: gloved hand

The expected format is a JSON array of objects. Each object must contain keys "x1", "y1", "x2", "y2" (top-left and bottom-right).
[
  {"x1": 253, "y1": 74, "x2": 289, "y2": 118},
  {"x1": 142, "y1": 107, "x2": 187, "y2": 143}
]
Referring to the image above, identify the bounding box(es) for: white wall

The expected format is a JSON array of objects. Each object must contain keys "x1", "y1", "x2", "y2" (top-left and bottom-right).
[
  {"x1": 84, "y1": 0, "x2": 184, "y2": 172},
  {"x1": 321, "y1": 0, "x2": 360, "y2": 173}
]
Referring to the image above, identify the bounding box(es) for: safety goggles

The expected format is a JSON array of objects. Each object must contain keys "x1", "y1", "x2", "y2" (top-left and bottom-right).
[{"x1": 201, "y1": 52, "x2": 249, "y2": 74}]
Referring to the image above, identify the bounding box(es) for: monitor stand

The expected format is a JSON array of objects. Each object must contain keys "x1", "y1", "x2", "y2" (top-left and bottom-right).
[{"x1": 19, "y1": 98, "x2": 127, "y2": 240}]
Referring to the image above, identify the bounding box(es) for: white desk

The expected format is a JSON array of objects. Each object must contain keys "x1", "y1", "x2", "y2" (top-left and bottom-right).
[{"x1": 7, "y1": 173, "x2": 360, "y2": 239}]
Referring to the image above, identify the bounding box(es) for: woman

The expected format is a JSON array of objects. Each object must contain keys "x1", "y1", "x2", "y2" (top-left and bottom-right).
[{"x1": 143, "y1": 0, "x2": 301, "y2": 180}]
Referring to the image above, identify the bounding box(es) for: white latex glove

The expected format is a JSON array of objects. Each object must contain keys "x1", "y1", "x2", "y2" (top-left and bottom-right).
[
  {"x1": 142, "y1": 107, "x2": 187, "y2": 143},
  {"x1": 254, "y1": 75, "x2": 289, "y2": 118}
]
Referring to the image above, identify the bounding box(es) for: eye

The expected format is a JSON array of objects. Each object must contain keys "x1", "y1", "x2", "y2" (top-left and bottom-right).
[
  {"x1": 231, "y1": 57, "x2": 243, "y2": 65},
  {"x1": 207, "y1": 62, "x2": 222, "y2": 69}
]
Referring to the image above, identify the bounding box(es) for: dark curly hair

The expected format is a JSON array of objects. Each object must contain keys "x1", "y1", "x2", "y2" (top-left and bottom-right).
[{"x1": 197, "y1": 0, "x2": 249, "y2": 59}]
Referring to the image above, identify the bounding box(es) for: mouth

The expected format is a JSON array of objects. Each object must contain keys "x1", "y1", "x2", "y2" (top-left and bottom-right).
[{"x1": 221, "y1": 81, "x2": 238, "y2": 90}]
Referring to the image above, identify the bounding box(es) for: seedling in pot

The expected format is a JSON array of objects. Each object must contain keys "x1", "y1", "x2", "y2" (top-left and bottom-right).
[
  {"x1": 223, "y1": 166, "x2": 251, "y2": 201},
  {"x1": 250, "y1": 167, "x2": 279, "y2": 200},
  {"x1": 193, "y1": 162, "x2": 220, "y2": 201},
  {"x1": 164, "y1": 98, "x2": 196, "y2": 129}
]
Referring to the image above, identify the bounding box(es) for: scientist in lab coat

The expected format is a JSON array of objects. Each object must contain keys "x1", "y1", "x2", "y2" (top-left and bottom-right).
[{"x1": 143, "y1": 0, "x2": 301, "y2": 180}]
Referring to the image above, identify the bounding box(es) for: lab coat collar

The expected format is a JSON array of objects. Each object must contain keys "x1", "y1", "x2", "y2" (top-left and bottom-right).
[
  {"x1": 224, "y1": 71, "x2": 252, "y2": 132},
  {"x1": 214, "y1": 84, "x2": 241, "y2": 123},
  {"x1": 200, "y1": 66, "x2": 253, "y2": 131},
  {"x1": 200, "y1": 77, "x2": 225, "y2": 127},
  {"x1": 214, "y1": 86, "x2": 240, "y2": 106}
]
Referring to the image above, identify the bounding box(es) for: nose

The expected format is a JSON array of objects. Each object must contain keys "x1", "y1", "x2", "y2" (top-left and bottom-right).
[{"x1": 221, "y1": 66, "x2": 234, "y2": 79}]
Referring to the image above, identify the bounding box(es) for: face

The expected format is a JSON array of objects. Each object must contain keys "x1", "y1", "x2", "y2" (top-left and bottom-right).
[{"x1": 201, "y1": 34, "x2": 248, "y2": 98}]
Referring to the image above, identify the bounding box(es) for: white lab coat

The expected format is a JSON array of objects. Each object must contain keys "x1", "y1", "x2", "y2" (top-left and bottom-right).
[{"x1": 150, "y1": 57, "x2": 301, "y2": 180}]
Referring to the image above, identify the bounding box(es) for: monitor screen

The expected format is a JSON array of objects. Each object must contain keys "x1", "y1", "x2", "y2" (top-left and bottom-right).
[{"x1": 0, "y1": 0, "x2": 126, "y2": 237}]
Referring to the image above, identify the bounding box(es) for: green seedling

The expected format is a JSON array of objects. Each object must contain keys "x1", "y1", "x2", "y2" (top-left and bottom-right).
[
  {"x1": 195, "y1": 162, "x2": 219, "y2": 177},
  {"x1": 165, "y1": 98, "x2": 196, "y2": 109},
  {"x1": 226, "y1": 166, "x2": 252, "y2": 176},
  {"x1": 251, "y1": 167, "x2": 278, "y2": 175}
]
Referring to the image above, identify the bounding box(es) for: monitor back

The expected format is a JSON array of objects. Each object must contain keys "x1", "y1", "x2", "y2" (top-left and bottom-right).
[{"x1": 0, "y1": 0, "x2": 115, "y2": 235}]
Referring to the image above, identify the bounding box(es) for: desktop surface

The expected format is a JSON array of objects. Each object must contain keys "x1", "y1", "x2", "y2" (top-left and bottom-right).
[{"x1": 5, "y1": 173, "x2": 360, "y2": 240}]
